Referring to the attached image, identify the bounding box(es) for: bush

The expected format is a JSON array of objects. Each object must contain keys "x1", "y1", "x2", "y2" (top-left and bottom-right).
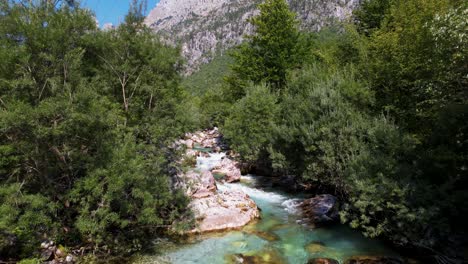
[
  {"x1": 270, "y1": 65, "x2": 374, "y2": 182},
  {"x1": 0, "y1": 184, "x2": 56, "y2": 258},
  {"x1": 70, "y1": 138, "x2": 190, "y2": 254}
]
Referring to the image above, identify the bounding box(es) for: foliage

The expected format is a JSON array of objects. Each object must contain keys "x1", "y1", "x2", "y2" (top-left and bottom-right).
[
  {"x1": 0, "y1": 184, "x2": 56, "y2": 258},
  {"x1": 270, "y1": 65, "x2": 375, "y2": 181},
  {"x1": 366, "y1": 0, "x2": 465, "y2": 133},
  {"x1": 362, "y1": 1, "x2": 468, "y2": 250},
  {"x1": 225, "y1": 0, "x2": 304, "y2": 99},
  {"x1": 70, "y1": 138, "x2": 190, "y2": 253},
  {"x1": 223, "y1": 84, "x2": 278, "y2": 162},
  {"x1": 0, "y1": 0, "x2": 196, "y2": 260},
  {"x1": 183, "y1": 54, "x2": 233, "y2": 97},
  {"x1": 219, "y1": 0, "x2": 467, "y2": 258},
  {"x1": 182, "y1": 54, "x2": 234, "y2": 126},
  {"x1": 353, "y1": 0, "x2": 393, "y2": 35}
]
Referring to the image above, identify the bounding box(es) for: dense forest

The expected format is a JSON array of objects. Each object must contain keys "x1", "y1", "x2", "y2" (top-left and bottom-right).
[{"x1": 0, "y1": 0, "x2": 467, "y2": 263}]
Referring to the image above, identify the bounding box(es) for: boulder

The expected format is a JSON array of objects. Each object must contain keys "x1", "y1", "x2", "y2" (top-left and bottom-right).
[
  {"x1": 225, "y1": 249, "x2": 286, "y2": 264},
  {"x1": 184, "y1": 132, "x2": 193, "y2": 140},
  {"x1": 185, "y1": 149, "x2": 199, "y2": 157},
  {"x1": 344, "y1": 256, "x2": 404, "y2": 264},
  {"x1": 55, "y1": 248, "x2": 65, "y2": 258},
  {"x1": 201, "y1": 138, "x2": 214, "y2": 148},
  {"x1": 185, "y1": 139, "x2": 194, "y2": 149},
  {"x1": 305, "y1": 241, "x2": 327, "y2": 253},
  {"x1": 188, "y1": 189, "x2": 259, "y2": 233},
  {"x1": 299, "y1": 194, "x2": 339, "y2": 224},
  {"x1": 308, "y1": 258, "x2": 339, "y2": 264},
  {"x1": 213, "y1": 146, "x2": 222, "y2": 153},
  {"x1": 244, "y1": 230, "x2": 280, "y2": 242},
  {"x1": 200, "y1": 152, "x2": 210, "y2": 158},
  {"x1": 211, "y1": 157, "x2": 241, "y2": 183},
  {"x1": 182, "y1": 170, "x2": 217, "y2": 198}
]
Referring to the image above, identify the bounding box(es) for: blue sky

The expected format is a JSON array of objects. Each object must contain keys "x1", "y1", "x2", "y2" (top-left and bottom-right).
[{"x1": 81, "y1": 0, "x2": 160, "y2": 27}]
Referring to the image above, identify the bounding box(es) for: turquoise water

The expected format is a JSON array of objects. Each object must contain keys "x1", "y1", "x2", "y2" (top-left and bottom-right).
[
  {"x1": 135, "y1": 153, "x2": 397, "y2": 264},
  {"x1": 136, "y1": 175, "x2": 397, "y2": 264}
]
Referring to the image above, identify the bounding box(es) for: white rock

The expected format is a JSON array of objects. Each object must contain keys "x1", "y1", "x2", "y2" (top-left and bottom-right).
[
  {"x1": 185, "y1": 139, "x2": 194, "y2": 149},
  {"x1": 211, "y1": 157, "x2": 241, "y2": 183},
  {"x1": 189, "y1": 189, "x2": 259, "y2": 233}
]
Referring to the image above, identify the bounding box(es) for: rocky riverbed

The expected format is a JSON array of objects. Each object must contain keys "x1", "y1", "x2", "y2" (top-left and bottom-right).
[
  {"x1": 174, "y1": 128, "x2": 259, "y2": 233},
  {"x1": 138, "y1": 128, "x2": 407, "y2": 264}
]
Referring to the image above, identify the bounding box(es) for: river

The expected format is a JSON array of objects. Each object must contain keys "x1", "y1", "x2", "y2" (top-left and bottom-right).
[{"x1": 135, "y1": 151, "x2": 398, "y2": 264}]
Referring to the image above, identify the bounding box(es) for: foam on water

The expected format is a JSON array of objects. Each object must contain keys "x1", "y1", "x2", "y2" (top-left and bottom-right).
[
  {"x1": 240, "y1": 174, "x2": 255, "y2": 181},
  {"x1": 281, "y1": 198, "x2": 303, "y2": 214},
  {"x1": 196, "y1": 152, "x2": 225, "y2": 171},
  {"x1": 218, "y1": 181, "x2": 287, "y2": 204}
]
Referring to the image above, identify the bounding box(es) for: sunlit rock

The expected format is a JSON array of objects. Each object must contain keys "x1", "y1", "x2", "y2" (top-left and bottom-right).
[
  {"x1": 225, "y1": 249, "x2": 286, "y2": 264},
  {"x1": 189, "y1": 189, "x2": 260, "y2": 233},
  {"x1": 212, "y1": 157, "x2": 242, "y2": 183},
  {"x1": 308, "y1": 258, "x2": 339, "y2": 264},
  {"x1": 306, "y1": 241, "x2": 327, "y2": 253}
]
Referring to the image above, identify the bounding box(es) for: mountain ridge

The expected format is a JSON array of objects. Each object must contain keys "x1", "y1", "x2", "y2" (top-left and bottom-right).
[{"x1": 145, "y1": 0, "x2": 360, "y2": 74}]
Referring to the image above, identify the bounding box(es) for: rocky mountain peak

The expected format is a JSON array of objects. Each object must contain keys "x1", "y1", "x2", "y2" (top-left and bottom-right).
[{"x1": 145, "y1": 0, "x2": 360, "y2": 74}]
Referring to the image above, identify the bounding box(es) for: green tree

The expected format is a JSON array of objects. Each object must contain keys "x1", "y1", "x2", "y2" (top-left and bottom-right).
[
  {"x1": 223, "y1": 84, "x2": 278, "y2": 162},
  {"x1": 226, "y1": 0, "x2": 302, "y2": 99},
  {"x1": 366, "y1": 0, "x2": 463, "y2": 133},
  {"x1": 0, "y1": 0, "x2": 195, "y2": 260},
  {"x1": 353, "y1": 0, "x2": 393, "y2": 35}
]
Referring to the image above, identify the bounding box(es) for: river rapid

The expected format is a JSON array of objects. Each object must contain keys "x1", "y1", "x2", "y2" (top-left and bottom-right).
[{"x1": 135, "y1": 150, "x2": 398, "y2": 264}]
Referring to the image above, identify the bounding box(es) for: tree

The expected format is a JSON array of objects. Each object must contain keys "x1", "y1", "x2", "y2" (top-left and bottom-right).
[
  {"x1": 226, "y1": 0, "x2": 302, "y2": 99},
  {"x1": 353, "y1": 0, "x2": 393, "y2": 35},
  {"x1": 366, "y1": 0, "x2": 461, "y2": 133},
  {"x1": 223, "y1": 84, "x2": 278, "y2": 162},
  {"x1": 0, "y1": 1, "x2": 195, "y2": 260}
]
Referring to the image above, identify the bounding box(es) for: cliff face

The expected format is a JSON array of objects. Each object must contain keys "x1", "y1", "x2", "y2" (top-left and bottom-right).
[{"x1": 145, "y1": 0, "x2": 359, "y2": 74}]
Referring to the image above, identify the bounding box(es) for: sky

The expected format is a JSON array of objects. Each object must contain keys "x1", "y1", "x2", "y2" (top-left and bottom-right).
[{"x1": 81, "y1": 0, "x2": 160, "y2": 27}]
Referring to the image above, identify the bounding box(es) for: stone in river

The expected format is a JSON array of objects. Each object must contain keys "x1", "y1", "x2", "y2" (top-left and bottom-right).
[
  {"x1": 344, "y1": 256, "x2": 404, "y2": 264},
  {"x1": 188, "y1": 189, "x2": 260, "y2": 233},
  {"x1": 308, "y1": 258, "x2": 339, "y2": 264},
  {"x1": 244, "y1": 230, "x2": 280, "y2": 242},
  {"x1": 185, "y1": 139, "x2": 194, "y2": 149},
  {"x1": 299, "y1": 194, "x2": 339, "y2": 225},
  {"x1": 225, "y1": 249, "x2": 286, "y2": 264},
  {"x1": 211, "y1": 157, "x2": 242, "y2": 183},
  {"x1": 306, "y1": 241, "x2": 327, "y2": 253},
  {"x1": 182, "y1": 170, "x2": 217, "y2": 198},
  {"x1": 230, "y1": 241, "x2": 247, "y2": 248}
]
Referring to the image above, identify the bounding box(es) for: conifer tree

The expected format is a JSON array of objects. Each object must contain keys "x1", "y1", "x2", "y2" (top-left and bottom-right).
[{"x1": 227, "y1": 0, "x2": 301, "y2": 99}]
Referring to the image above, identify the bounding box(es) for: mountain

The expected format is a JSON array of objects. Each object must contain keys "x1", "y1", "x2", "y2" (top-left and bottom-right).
[{"x1": 144, "y1": 0, "x2": 360, "y2": 74}]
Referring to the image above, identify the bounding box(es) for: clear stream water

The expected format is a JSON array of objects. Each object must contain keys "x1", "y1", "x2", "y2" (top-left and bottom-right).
[{"x1": 135, "y1": 152, "x2": 397, "y2": 264}]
